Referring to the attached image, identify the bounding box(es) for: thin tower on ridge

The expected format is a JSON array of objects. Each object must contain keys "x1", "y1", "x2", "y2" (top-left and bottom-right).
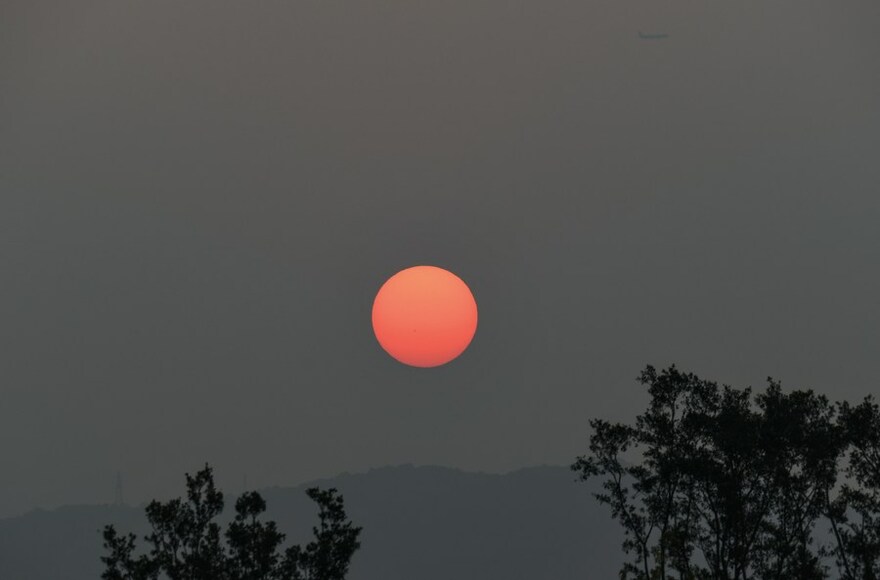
[{"x1": 114, "y1": 471, "x2": 124, "y2": 506}]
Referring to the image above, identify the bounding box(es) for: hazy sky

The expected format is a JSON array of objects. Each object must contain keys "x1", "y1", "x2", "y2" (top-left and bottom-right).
[{"x1": 2, "y1": 0, "x2": 878, "y2": 518}]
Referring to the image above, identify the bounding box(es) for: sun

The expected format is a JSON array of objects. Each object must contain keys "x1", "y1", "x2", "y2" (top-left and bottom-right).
[{"x1": 372, "y1": 265, "x2": 478, "y2": 368}]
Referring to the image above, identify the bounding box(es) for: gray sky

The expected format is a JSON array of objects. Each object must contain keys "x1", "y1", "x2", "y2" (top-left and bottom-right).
[{"x1": 1, "y1": 0, "x2": 878, "y2": 518}]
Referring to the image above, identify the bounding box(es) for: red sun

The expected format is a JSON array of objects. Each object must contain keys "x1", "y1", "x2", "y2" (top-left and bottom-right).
[{"x1": 372, "y1": 265, "x2": 478, "y2": 368}]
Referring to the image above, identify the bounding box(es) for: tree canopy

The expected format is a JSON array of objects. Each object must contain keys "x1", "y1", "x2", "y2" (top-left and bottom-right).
[
  {"x1": 101, "y1": 465, "x2": 361, "y2": 580},
  {"x1": 573, "y1": 365, "x2": 880, "y2": 580}
]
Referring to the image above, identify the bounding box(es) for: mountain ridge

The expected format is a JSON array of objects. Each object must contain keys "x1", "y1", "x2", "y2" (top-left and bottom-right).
[{"x1": 0, "y1": 464, "x2": 623, "y2": 579}]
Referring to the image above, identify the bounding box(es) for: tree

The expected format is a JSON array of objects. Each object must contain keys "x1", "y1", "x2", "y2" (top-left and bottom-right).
[
  {"x1": 101, "y1": 465, "x2": 362, "y2": 580},
  {"x1": 828, "y1": 397, "x2": 880, "y2": 580},
  {"x1": 226, "y1": 492, "x2": 286, "y2": 580},
  {"x1": 101, "y1": 526, "x2": 159, "y2": 580},
  {"x1": 278, "y1": 489, "x2": 362, "y2": 580},
  {"x1": 573, "y1": 365, "x2": 846, "y2": 580}
]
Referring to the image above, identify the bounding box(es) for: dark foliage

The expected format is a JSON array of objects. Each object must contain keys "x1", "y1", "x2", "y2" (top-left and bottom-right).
[
  {"x1": 574, "y1": 365, "x2": 879, "y2": 580},
  {"x1": 828, "y1": 398, "x2": 880, "y2": 580},
  {"x1": 101, "y1": 465, "x2": 361, "y2": 580}
]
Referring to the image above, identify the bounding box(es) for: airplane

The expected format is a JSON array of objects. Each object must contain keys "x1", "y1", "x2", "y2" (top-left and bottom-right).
[{"x1": 638, "y1": 31, "x2": 669, "y2": 40}]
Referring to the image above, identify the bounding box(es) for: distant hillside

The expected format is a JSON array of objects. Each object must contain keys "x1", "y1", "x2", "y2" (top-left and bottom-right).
[{"x1": 0, "y1": 465, "x2": 623, "y2": 579}]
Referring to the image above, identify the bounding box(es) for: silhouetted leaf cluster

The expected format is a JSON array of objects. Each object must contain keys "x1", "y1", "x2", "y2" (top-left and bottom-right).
[
  {"x1": 101, "y1": 465, "x2": 361, "y2": 580},
  {"x1": 828, "y1": 398, "x2": 880, "y2": 579},
  {"x1": 573, "y1": 365, "x2": 880, "y2": 580}
]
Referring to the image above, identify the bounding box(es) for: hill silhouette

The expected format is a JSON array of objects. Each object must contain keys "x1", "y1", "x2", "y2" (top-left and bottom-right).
[{"x1": 0, "y1": 465, "x2": 622, "y2": 579}]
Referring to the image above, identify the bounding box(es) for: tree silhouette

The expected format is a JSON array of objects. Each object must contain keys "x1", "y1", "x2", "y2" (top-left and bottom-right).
[
  {"x1": 828, "y1": 397, "x2": 880, "y2": 580},
  {"x1": 226, "y1": 492, "x2": 286, "y2": 579},
  {"x1": 277, "y1": 488, "x2": 362, "y2": 580},
  {"x1": 573, "y1": 365, "x2": 851, "y2": 580},
  {"x1": 101, "y1": 465, "x2": 361, "y2": 580}
]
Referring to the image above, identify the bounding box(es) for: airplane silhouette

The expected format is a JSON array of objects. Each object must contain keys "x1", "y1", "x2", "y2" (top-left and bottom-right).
[{"x1": 638, "y1": 31, "x2": 669, "y2": 40}]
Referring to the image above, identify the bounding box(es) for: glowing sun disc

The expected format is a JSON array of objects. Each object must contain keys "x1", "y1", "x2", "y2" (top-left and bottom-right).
[{"x1": 372, "y1": 265, "x2": 478, "y2": 368}]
